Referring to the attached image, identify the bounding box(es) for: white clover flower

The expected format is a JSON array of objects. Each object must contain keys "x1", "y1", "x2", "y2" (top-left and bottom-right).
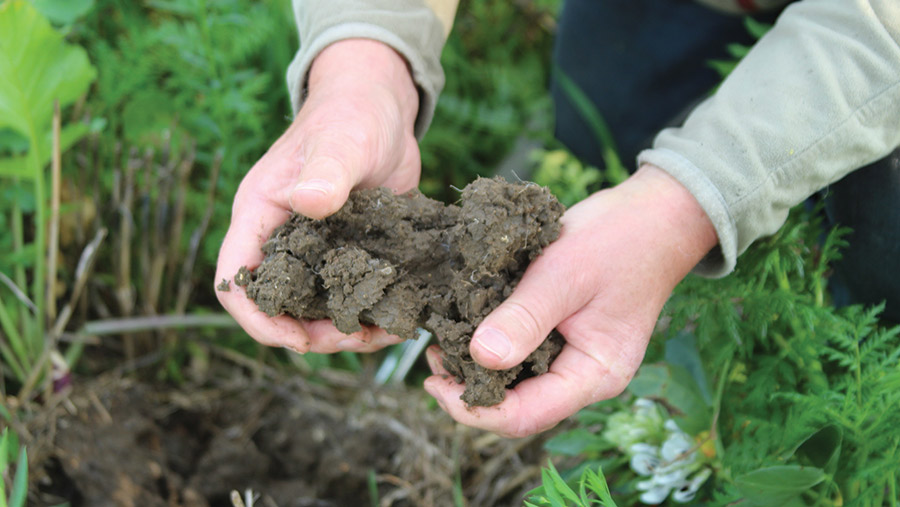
[
  {"x1": 602, "y1": 398, "x2": 666, "y2": 451},
  {"x1": 606, "y1": 399, "x2": 714, "y2": 505},
  {"x1": 671, "y1": 468, "x2": 712, "y2": 503}
]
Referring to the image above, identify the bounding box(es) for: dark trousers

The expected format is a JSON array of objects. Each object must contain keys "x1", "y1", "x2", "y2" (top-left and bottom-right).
[{"x1": 551, "y1": 0, "x2": 900, "y2": 321}]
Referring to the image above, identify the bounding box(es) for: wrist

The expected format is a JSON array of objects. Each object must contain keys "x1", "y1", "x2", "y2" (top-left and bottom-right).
[
  {"x1": 308, "y1": 39, "x2": 419, "y2": 129},
  {"x1": 615, "y1": 164, "x2": 718, "y2": 284}
]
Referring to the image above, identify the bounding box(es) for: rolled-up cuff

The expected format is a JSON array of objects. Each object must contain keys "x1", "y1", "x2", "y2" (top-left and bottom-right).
[{"x1": 638, "y1": 148, "x2": 736, "y2": 278}]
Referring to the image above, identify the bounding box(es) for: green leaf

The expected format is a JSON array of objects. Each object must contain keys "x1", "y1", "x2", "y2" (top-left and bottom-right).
[
  {"x1": 582, "y1": 468, "x2": 617, "y2": 507},
  {"x1": 0, "y1": 154, "x2": 31, "y2": 179},
  {"x1": 551, "y1": 65, "x2": 627, "y2": 183},
  {"x1": 744, "y1": 17, "x2": 772, "y2": 40},
  {"x1": 664, "y1": 331, "x2": 712, "y2": 404},
  {"x1": 29, "y1": 0, "x2": 95, "y2": 24},
  {"x1": 725, "y1": 42, "x2": 751, "y2": 59},
  {"x1": 0, "y1": 0, "x2": 96, "y2": 163},
  {"x1": 628, "y1": 363, "x2": 711, "y2": 435},
  {"x1": 0, "y1": 127, "x2": 28, "y2": 155},
  {"x1": 539, "y1": 468, "x2": 567, "y2": 507},
  {"x1": 734, "y1": 465, "x2": 825, "y2": 506},
  {"x1": 544, "y1": 428, "x2": 611, "y2": 457},
  {"x1": 546, "y1": 462, "x2": 582, "y2": 506},
  {"x1": 788, "y1": 425, "x2": 843, "y2": 475},
  {"x1": 9, "y1": 447, "x2": 27, "y2": 507},
  {"x1": 0, "y1": 428, "x2": 9, "y2": 468}
]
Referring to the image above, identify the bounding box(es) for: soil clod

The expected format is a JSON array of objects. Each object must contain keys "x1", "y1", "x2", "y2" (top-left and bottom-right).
[{"x1": 238, "y1": 177, "x2": 565, "y2": 406}]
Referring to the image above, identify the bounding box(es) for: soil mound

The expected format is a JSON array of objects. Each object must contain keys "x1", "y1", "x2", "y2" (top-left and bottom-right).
[{"x1": 234, "y1": 177, "x2": 565, "y2": 406}]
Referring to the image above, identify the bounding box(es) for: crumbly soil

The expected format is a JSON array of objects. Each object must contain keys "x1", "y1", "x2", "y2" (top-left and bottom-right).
[
  {"x1": 234, "y1": 177, "x2": 565, "y2": 406},
  {"x1": 28, "y1": 370, "x2": 564, "y2": 506}
]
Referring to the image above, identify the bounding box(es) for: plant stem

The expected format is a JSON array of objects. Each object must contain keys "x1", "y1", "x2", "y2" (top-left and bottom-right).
[
  {"x1": 27, "y1": 123, "x2": 46, "y2": 366},
  {"x1": 10, "y1": 198, "x2": 31, "y2": 350},
  {"x1": 47, "y1": 101, "x2": 61, "y2": 325}
]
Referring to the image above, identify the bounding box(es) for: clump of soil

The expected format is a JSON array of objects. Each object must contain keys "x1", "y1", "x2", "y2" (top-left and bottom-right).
[{"x1": 234, "y1": 177, "x2": 565, "y2": 406}]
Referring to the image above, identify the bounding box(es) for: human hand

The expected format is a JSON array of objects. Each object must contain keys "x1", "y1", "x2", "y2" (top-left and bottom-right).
[
  {"x1": 423, "y1": 165, "x2": 718, "y2": 437},
  {"x1": 215, "y1": 39, "x2": 420, "y2": 354}
]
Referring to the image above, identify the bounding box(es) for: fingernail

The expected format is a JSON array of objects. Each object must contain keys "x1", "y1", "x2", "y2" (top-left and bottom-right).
[
  {"x1": 473, "y1": 327, "x2": 511, "y2": 361},
  {"x1": 294, "y1": 178, "x2": 334, "y2": 196},
  {"x1": 282, "y1": 344, "x2": 304, "y2": 355}
]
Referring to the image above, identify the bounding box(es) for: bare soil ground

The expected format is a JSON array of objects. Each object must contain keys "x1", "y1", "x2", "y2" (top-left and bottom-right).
[{"x1": 23, "y1": 359, "x2": 565, "y2": 507}]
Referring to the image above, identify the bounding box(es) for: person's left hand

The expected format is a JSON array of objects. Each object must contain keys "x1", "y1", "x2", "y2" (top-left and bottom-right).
[{"x1": 423, "y1": 165, "x2": 718, "y2": 437}]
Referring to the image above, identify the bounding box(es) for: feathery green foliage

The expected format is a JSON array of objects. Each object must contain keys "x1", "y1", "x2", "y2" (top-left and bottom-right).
[{"x1": 419, "y1": 0, "x2": 559, "y2": 201}]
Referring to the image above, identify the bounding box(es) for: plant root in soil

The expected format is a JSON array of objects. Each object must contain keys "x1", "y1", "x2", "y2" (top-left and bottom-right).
[{"x1": 233, "y1": 177, "x2": 566, "y2": 406}]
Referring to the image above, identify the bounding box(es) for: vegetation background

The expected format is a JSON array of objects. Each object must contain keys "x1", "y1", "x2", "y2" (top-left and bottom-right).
[{"x1": 1, "y1": 0, "x2": 897, "y2": 505}]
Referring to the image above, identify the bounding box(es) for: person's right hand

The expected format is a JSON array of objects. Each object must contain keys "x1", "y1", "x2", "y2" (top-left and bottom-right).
[{"x1": 215, "y1": 39, "x2": 421, "y2": 354}]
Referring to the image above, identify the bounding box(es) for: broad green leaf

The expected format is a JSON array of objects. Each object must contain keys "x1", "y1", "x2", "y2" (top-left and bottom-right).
[
  {"x1": 30, "y1": 0, "x2": 94, "y2": 24},
  {"x1": 0, "y1": 121, "x2": 95, "y2": 179},
  {"x1": 0, "y1": 0, "x2": 96, "y2": 167},
  {"x1": 544, "y1": 428, "x2": 611, "y2": 457},
  {"x1": 628, "y1": 363, "x2": 711, "y2": 435},
  {"x1": 735, "y1": 465, "x2": 825, "y2": 506},
  {"x1": 0, "y1": 127, "x2": 28, "y2": 154},
  {"x1": 0, "y1": 154, "x2": 31, "y2": 179},
  {"x1": 787, "y1": 425, "x2": 843, "y2": 475},
  {"x1": 664, "y1": 331, "x2": 712, "y2": 404}
]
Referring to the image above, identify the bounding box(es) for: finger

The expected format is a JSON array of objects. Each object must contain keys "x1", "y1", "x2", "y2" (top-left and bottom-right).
[
  {"x1": 288, "y1": 124, "x2": 366, "y2": 220},
  {"x1": 470, "y1": 237, "x2": 592, "y2": 370},
  {"x1": 425, "y1": 344, "x2": 627, "y2": 438},
  {"x1": 215, "y1": 191, "x2": 313, "y2": 351},
  {"x1": 425, "y1": 345, "x2": 450, "y2": 376},
  {"x1": 304, "y1": 320, "x2": 404, "y2": 353},
  {"x1": 289, "y1": 155, "x2": 355, "y2": 220}
]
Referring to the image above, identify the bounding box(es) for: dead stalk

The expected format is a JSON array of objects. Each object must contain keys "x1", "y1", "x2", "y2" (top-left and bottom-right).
[
  {"x1": 175, "y1": 151, "x2": 222, "y2": 313},
  {"x1": 166, "y1": 145, "x2": 196, "y2": 295},
  {"x1": 52, "y1": 228, "x2": 108, "y2": 338},
  {"x1": 117, "y1": 148, "x2": 137, "y2": 362}
]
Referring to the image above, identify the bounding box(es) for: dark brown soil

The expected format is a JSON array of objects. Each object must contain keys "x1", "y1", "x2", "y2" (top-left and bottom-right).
[
  {"x1": 234, "y1": 177, "x2": 565, "y2": 406},
  {"x1": 28, "y1": 370, "x2": 563, "y2": 506}
]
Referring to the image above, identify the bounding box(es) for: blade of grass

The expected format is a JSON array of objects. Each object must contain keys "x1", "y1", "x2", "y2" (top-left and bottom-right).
[
  {"x1": 9, "y1": 448, "x2": 27, "y2": 507},
  {"x1": 0, "y1": 271, "x2": 37, "y2": 315},
  {"x1": 10, "y1": 194, "x2": 31, "y2": 354},
  {"x1": 552, "y1": 65, "x2": 628, "y2": 185},
  {"x1": 368, "y1": 469, "x2": 379, "y2": 507},
  {"x1": 0, "y1": 295, "x2": 29, "y2": 378}
]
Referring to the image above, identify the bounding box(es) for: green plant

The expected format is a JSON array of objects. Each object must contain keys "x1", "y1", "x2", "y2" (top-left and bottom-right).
[
  {"x1": 0, "y1": 0, "x2": 97, "y2": 389},
  {"x1": 526, "y1": 461, "x2": 617, "y2": 507},
  {"x1": 541, "y1": 203, "x2": 900, "y2": 505},
  {"x1": 419, "y1": 0, "x2": 560, "y2": 201},
  {"x1": 78, "y1": 0, "x2": 297, "y2": 274},
  {"x1": 0, "y1": 428, "x2": 28, "y2": 507},
  {"x1": 531, "y1": 148, "x2": 602, "y2": 207},
  {"x1": 550, "y1": 67, "x2": 628, "y2": 185}
]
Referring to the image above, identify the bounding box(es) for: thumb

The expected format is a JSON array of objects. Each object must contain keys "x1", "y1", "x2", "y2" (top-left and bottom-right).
[
  {"x1": 470, "y1": 257, "x2": 583, "y2": 370},
  {"x1": 289, "y1": 151, "x2": 357, "y2": 220}
]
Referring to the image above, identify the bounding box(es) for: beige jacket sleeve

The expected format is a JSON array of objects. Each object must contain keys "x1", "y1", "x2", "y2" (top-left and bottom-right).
[
  {"x1": 639, "y1": 0, "x2": 900, "y2": 277},
  {"x1": 287, "y1": 0, "x2": 458, "y2": 139}
]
